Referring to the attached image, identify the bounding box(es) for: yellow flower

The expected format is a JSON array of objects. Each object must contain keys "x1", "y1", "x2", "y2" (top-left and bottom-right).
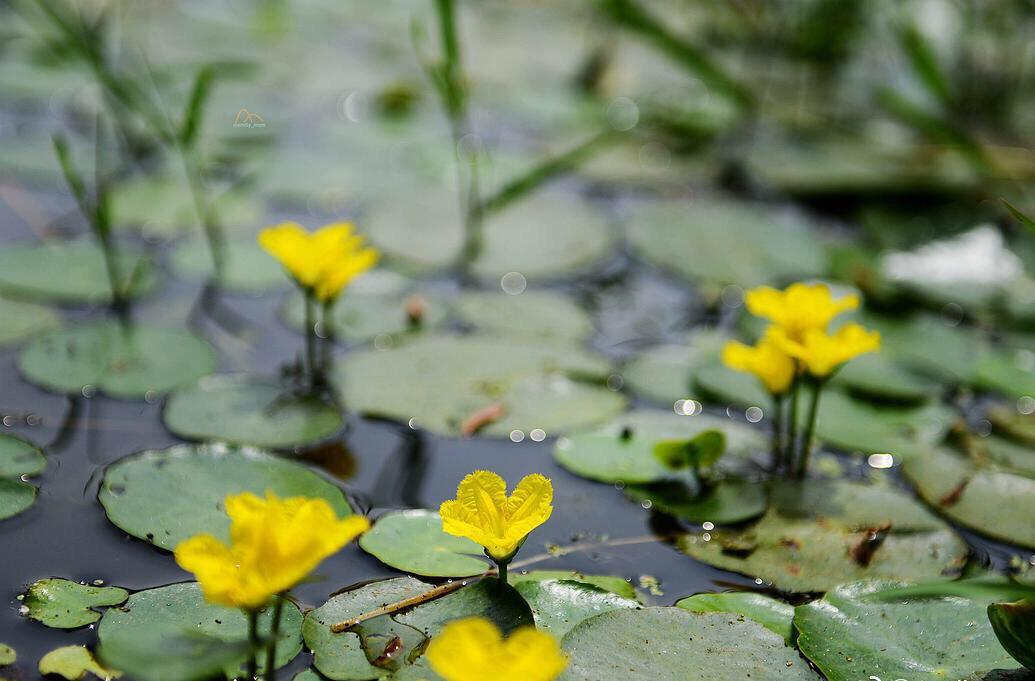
[
  {"x1": 768, "y1": 323, "x2": 880, "y2": 377},
  {"x1": 174, "y1": 491, "x2": 370, "y2": 610},
  {"x1": 745, "y1": 283, "x2": 859, "y2": 340},
  {"x1": 439, "y1": 471, "x2": 552, "y2": 561},
  {"x1": 425, "y1": 617, "x2": 567, "y2": 681},
  {"x1": 722, "y1": 337, "x2": 796, "y2": 394},
  {"x1": 258, "y1": 221, "x2": 379, "y2": 302}
]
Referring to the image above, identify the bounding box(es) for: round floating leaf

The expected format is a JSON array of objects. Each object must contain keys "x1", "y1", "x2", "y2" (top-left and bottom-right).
[
  {"x1": 679, "y1": 480, "x2": 967, "y2": 593},
  {"x1": 97, "y1": 583, "x2": 301, "y2": 681},
  {"x1": 281, "y1": 271, "x2": 450, "y2": 342},
  {"x1": 99, "y1": 443, "x2": 352, "y2": 550},
  {"x1": 795, "y1": 580, "x2": 1020, "y2": 681},
  {"x1": 23, "y1": 579, "x2": 128, "y2": 629},
  {"x1": 453, "y1": 291, "x2": 593, "y2": 342},
  {"x1": 304, "y1": 576, "x2": 533, "y2": 680},
  {"x1": 626, "y1": 199, "x2": 826, "y2": 287},
  {"x1": 514, "y1": 580, "x2": 639, "y2": 639},
  {"x1": 365, "y1": 190, "x2": 615, "y2": 280},
  {"x1": 0, "y1": 643, "x2": 13, "y2": 666},
  {"x1": 903, "y1": 445, "x2": 1035, "y2": 549},
  {"x1": 19, "y1": 322, "x2": 216, "y2": 399},
  {"x1": 620, "y1": 330, "x2": 733, "y2": 406},
  {"x1": 337, "y1": 334, "x2": 625, "y2": 437},
  {"x1": 0, "y1": 297, "x2": 59, "y2": 346},
  {"x1": 169, "y1": 237, "x2": 286, "y2": 293},
  {"x1": 0, "y1": 240, "x2": 157, "y2": 304},
  {"x1": 111, "y1": 175, "x2": 259, "y2": 237},
  {"x1": 0, "y1": 434, "x2": 45, "y2": 521},
  {"x1": 831, "y1": 353, "x2": 941, "y2": 403},
  {"x1": 559, "y1": 607, "x2": 818, "y2": 681},
  {"x1": 989, "y1": 404, "x2": 1035, "y2": 444},
  {"x1": 509, "y1": 571, "x2": 637, "y2": 600},
  {"x1": 976, "y1": 349, "x2": 1035, "y2": 400},
  {"x1": 625, "y1": 479, "x2": 768, "y2": 525},
  {"x1": 163, "y1": 374, "x2": 344, "y2": 449},
  {"x1": 39, "y1": 645, "x2": 118, "y2": 681},
  {"x1": 861, "y1": 312, "x2": 987, "y2": 384},
  {"x1": 359, "y1": 509, "x2": 489, "y2": 578},
  {"x1": 675, "y1": 592, "x2": 794, "y2": 644},
  {"x1": 988, "y1": 601, "x2": 1035, "y2": 672},
  {"x1": 553, "y1": 411, "x2": 766, "y2": 484}
]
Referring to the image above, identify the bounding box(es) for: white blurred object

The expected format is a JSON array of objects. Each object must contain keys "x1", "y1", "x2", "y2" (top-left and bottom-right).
[{"x1": 881, "y1": 225, "x2": 1023, "y2": 287}]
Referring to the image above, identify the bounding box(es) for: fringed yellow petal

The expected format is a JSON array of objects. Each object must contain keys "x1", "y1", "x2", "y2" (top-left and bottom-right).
[
  {"x1": 426, "y1": 618, "x2": 566, "y2": 681},
  {"x1": 504, "y1": 474, "x2": 553, "y2": 539},
  {"x1": 722, "y1": 338, "x2": 795, "y2": 395},
  {"x1": 258, "y1": 221, "x2": 380, "y2": 300},
  {"x1": 744, "y1": 282, "x2": 858, "y2": 340},
  {"x1": 769, "y1": 323, "x2": 879, "y2": 377}
]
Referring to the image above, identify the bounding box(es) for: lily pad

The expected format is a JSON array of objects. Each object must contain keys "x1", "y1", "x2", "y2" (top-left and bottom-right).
[
  {"x1": 39, "y1": 646, "x2": 120, "y2": 681},
  {"x1": 22, "y1": 578, "x2": 128, "y2": 629},
  {"x1": 358, "y1": 509, "x2": 489, "y2": 578},
  {"x1": 831, "y1": 353, "x2": 942, "y2": 403},
  {"x1": 365, "y1": 190, "x2": 615, "y2": 280},
  {"x1": 675, "y1": 592, "x2": 794, "y2": 644},
  {"x1": 162, "y1": 374, "x2": 344, "y2": 448},
  {"x1": 97, "y1": 583, "x2": 301, "y2": 681},
  {"x1": 0, "y1": 297, "x2": 60, "y2": 346},
  {"x1": 19, "y1": 322, "x2": 216, "y2": 399},
  {"x1": 514, "y1": 580, "x2": 640, "y2": 639},
  {"x1": 336, "y1": 334, "x2": 625, "y2": 437},
  {"x1": 0, "y1": 643, "x2": 13, "y2": 666},
  {"x1": 0, "y1": 434, "x2": 45, "y2": 521},
  {"x1": 303, "y1": 576, "x2": 533, "y2": 680},
  {"x1": 169, "y1": 237, "x2": 286, "y2": 293},
  {"x1": 989, "y1": 404, "x2": 1035, "y2": 444},
  {"x1": 509, "y1": 571, "x2": 637, "y2": 600},
  {"x1": 988, "y1": 600, "x2": 1035, "y2": 672},
  {"x1": 976, "y1": 349, "x2": 1035, "y2": 400},
  {"x1": 794, "y1": 580, "x2": 1020, "y2": 681},
  {"x1": 679, "y1": 480, "x2": 967, "y2": 592},
  {"x1": 0, "y1": 240, "x2": 157, "y2": 305},
  {"x1": 559, "y1": 607, "x2": 818, "y2": 681},
  {"x1": 620, "y1": 331, "x2": 732, "y2": 406},
  {"x1": 554, "y1": 410, "x2": 766, "y2": 484},
  {"x1": 860, "y1": 312, "x2": 988, "y2": 384},
  {"x1": 110, "y1": 175, "x2": 259, "y2": 237},
  {"x1": 626, "y1": 199, "x2": 826, "y2": 287},
  {"x1": 903, "y1": 445, "x2": 1035, "y2": 548},
  {"x1": 624, "y1": 479, "x2": 769, "y2": 525},
  {"x1": 98, "y1": 443, "x2": 352, "y2": 550},
  {"x1": 453, "y1": 291, "x2": 593, "y2": 342},
  {"x1": 281, "y1": 271, "x2": 450, "y2": 343}
]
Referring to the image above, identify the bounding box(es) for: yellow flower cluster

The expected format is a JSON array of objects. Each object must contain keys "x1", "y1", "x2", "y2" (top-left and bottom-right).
[
  {"x1": 439, "y1": 471, "x2": 553, "y2": 561},
  {"x1": 724, "y1": 282, "x2": 879, "y2": 389},
  {"x1": 258, "y1": 222, "x2": 379, "y2": 302},
  {"x1": 426, "y1": 617, "x2": 567, "y2": 681},
  {"x1": 174, "y1": 491, "x2": 369, "y2": 610}
]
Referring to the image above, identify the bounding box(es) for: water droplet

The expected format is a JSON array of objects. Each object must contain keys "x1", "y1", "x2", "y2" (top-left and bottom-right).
[
  {"x1": 745, "y1": 406, "x2": 763, "y2": 423},
  {"x1": 606, "y1": 97, "x2": 639, "y2": 131},
  {"x1": 640, "y1": 499, "x2": 652, "y2": 510},
  {"x1": 941, "y1": 302, "x2": 964, "y2": 326},
  {"x1": 614, "y1": 481, "x2": 625, "y2": 490},
  {"x1": 702, "y1": 521, "x2": 714, "y2": 531},
  {"x1": 500, "y1": 272, "x2": 527, "y2": 295},
  {"x1": 509, "y1": 430, "x2": 525, "y2": 443},
  {"x1": 1018, "y1": 396, "x2": 1035, "y2": 415},
  {"x1": 530, "y1": 428, "x2": 546, "y2": 442},
  {"x1": 1, "y1": 416, "x2": 12, "y2": 427},
  {"x1": 81, "y1": 385, "x2": 97, "y2": 398},
  {"x1": 606, "y1": 373, "x2": 624, "y2": 391},
  {"x1": 721, "y1": 285, "x2": 744, "y2": 308},
  {"x1": 867, "y1": 453, "x2": 894, "y2": 469}
]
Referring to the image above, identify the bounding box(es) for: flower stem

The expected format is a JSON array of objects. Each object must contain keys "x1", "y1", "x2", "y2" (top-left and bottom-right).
[
  {"x1": 246, "y1": 609, "x2": 259, "y2": 681},
  {"x1": 496, "y1": 560, "x2": 508, "y2": 586},
  {"x1": 796, "y1": 379, "x2": 823, "y2": 480},
  {"x1": 770, "y1": 394, "x2": 784, "y2": 473},
  {"x1": 320, "y1": 300, "x2": 335, "y2": 377},
  {"x1": 264, "y1": 596, "x2": 285, "y2": 681},
  {"x1": 304, "y1": 291, "x2": 317, "y2": 391},
  {"x1": 786, "y1": 377, "x2": 800, "y2": 476}
]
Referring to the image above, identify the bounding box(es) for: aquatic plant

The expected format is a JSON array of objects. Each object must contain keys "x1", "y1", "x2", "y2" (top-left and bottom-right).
[{"x1": 425, "y1": 617, "x2": 567, "y2": 681}]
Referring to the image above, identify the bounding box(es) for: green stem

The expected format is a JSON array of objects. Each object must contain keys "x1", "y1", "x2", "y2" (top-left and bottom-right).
[
  {"x1": 786, "y1": 377, "x2": 800, "y2": 476},
  {"x1": 304, "y1": 292, "x2": 317, "y2": 392},
  {"x1": 796, "y1": 379, "x2": 824, "y2": 480},
  {"x1": 770, "y1": 394, "x2": 784, "y2": 474},
  {"x1": 246, "y1": 609, "x2": 259, "y2": 681},
  {"x1": 496, "y1": 560, "x2": 508, "y2": 586},
  {"x1": 320, "y1": 300, "x2": 335, "y2": 376},
  {"x1": 264, "y1": 596, "x2": 285, "y2": 681},
  {"x1": 180, "y1": 148, "x2": 226, "y2": 280}
]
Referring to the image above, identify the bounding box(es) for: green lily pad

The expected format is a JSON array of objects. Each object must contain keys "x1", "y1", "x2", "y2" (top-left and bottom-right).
[
  {"x1": 39, "y1": 646, "x2": 119, "y2": 681},
  {"x1": 0, "y1": 643, "x2": 13, "y2": 666},
  {"x1": 22, "y1": 579, "x2": 128, "y2": 629},
  {"x1": 695, "y1": 368, "x2": 954, "y2": 455},
  {"x1": 336, "y1": 334, "x2": 625, "y2": 437},
  {"x1": 620, "y1": 331, "x2": 730, "y2": 405},
  {"x1": 452, "y1": 291, "x2": 593, "y2": 342},
  {"x1": 98, "y1": 443, "x2": 352, "y2": 550},
  {"x1": 281, "y1": 271, "x2": 450, "y2": 342},
  {"x1": 19, "y1": 322, "x2": 216, "y2": 399},
  {"x1": 626, "y1": 199, "x2": 826, "y2": 287},
  {"x1": 110, "y1": 175, "x2": 259, "y2": 237},
  {"x1": 679, "y1": 480, "x2": 967, "y2": 592},
  {"x1": 0, "y1": 297, "x2": 60, "y2": 346},
  {"x1": 794, "y1": 580, "x2": 1020, "y2": 681},
  {"x1": 625, "y1": 479, "x2": 769, "y2": 525},
  {"x1": 514, "y1": 580, "x2": 640, "y2": 639},
  {"x1": 509, "y1": 571, "x2": 637, "y2": 600},
  {"x1": 988, "y1": 600, "x2": 1035, "y2": 672},
  {"x1": 169, "y1": 237, "x2": 286, "y2": 293},
  {"x1": 162, "y1": 374, "x2": 344, "y2": 448},
  {"x1": 976, "y1": 349, "x2": 1035, "y2": 400},
  {"x1": 831, "y1": 353, "x2": 942, "y2": 403},
  {"x1": 559, "y1": 607, "x2": 818, "y2": 681},
  {"x1": 97, "y1": 583, "x2": 301, "y2": 681},
  {"x1": 365, "y1": 190, "x2": 615, "y2": 280},
  {"x1": 553, "y1": 410, "x2": 766, "y2": 484},
  {"x1": 860, "y1": 312, "x2": 988, "y2": 384},
  {"x1": 989, "y1": 404, "x2": 1035, "y2": 444},
  {"x1": 303, "y1": 576, "x2": 533, "y2": 680},
  {"x1": 358, "y1": 509, "x2": 489, "y2": 578},
  {"x1": 903, "y1": 445, "x2": 1035, "y2": 549},
  {"x1": 0, "y1": 240, "x2": 157, "y2": 305},
  {"x1": 0, "y1": 434, "x2": 45, "y2": 521},
  {"x1": 675, "y1": 592, "x2": 794, "y2": 644}
]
